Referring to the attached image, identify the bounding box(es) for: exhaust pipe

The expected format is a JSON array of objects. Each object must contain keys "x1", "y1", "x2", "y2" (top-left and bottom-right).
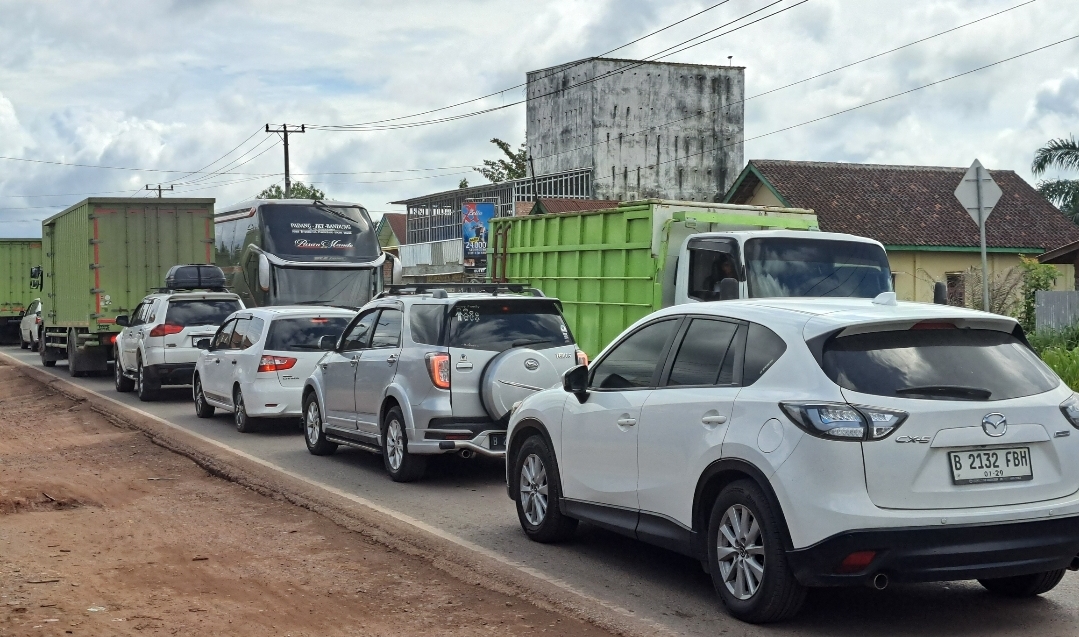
[
  {"x1": 1069, "y1": 555, "x2": 1079, "y2": 572},
  {"x1": 872, "y1": 573, "x2": 889, "y2": 590},
  {"x1": 458, "y1": 449, "x2": 474, "y2": 459}
]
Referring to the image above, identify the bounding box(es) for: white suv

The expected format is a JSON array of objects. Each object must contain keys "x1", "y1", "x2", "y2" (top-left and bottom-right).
[
  {"x1": 193, "y1": 307, "x2": 356, "y2": 432},
  {"x1": 114, "y1": 291, "x2": 243, "y2": 401},
  {"x1": 506, "y1": 296, "x2": 1079, "y2": 623},
  {"x1": 19, "y1": 298, "x2": 41, "y2": 350}
]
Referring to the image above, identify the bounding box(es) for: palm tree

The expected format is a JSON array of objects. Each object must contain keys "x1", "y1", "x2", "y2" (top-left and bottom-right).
[{"x1": 1032, "y1": 136, "x2": 1079, "y2": 221}]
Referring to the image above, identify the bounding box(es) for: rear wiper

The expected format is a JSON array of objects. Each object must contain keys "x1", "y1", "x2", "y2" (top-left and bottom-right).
[
  {"x1": 511, "y1": 338, "x2": 550, "y2": 348},
  {"x1": 895, "y1": 385, "x2": 992, "y2": 400}
]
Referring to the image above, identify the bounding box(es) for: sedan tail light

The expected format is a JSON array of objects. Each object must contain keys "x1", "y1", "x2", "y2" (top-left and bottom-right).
[
  {"x1": 780, "y1": 402, "x2": 907, "y2": 441},
  {"x1": 148, "y1": 323, "x2": 184, "y2": 337},
  {"x1": 425, "y1": 352, "x2": 450, "y2": 389},
  {"x1": 258, "y1": 355, "x2": 297, "y2": 373}
]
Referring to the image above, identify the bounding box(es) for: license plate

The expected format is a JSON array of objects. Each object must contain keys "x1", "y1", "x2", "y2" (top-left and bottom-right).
[
  {"x1": 949, "y1": 447, "x2": 1033, "y2": 485},
  {"x1": 488, "y1": 434, "x2": 505, "y2": 451}
]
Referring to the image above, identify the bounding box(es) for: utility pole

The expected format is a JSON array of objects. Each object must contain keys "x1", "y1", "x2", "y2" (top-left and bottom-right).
[
  {"x1": 265, "y1": 124, "x2": 306, "y2": 197},
  {"x1": 145, "y1": 184, "x2": 174, "y2": 198}
]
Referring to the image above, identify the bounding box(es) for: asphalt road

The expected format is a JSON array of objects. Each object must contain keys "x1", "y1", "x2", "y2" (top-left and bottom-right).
[{"x1": 5, "y1": 344, "x2": 1079, "y2": 637}]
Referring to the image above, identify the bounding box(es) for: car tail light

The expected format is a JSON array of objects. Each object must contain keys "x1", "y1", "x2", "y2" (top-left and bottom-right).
[
  {"x1": 148, "y1": 323, "x2": 184, "y2": 337},
  {"x1": 258, "y1": 355, "x2": 297, "y2": 373},
  {"x1": 34, "y1": 315, "x2": 41, "y2": 325},
  {"x1": 837, "y1": 551, "x2": 877, "y2": 574},
  {"x1": 425, "y1": 352, "x2": 450, "y2": 389},
  {"x1": 1060, "y1": 394, "x2": 1079, "y2": 429},
  {"x1": 780, "y1": 402, "x2": 907, "y2": 441},
  {"x1": 575, "y1": 349, "x2": 589, "y2": 367}
]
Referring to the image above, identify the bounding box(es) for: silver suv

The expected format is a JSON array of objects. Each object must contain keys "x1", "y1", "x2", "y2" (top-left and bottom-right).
[{"x1": 302, "y1": 284, "x2": 585, "y2": 482}]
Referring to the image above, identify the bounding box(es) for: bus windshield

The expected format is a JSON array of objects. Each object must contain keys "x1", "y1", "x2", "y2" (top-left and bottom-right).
[
  {"x1": 744, "y1": 238, "x2": 893, "y2": 298},
  {"x1": 273, "y1": 266, "x2": 375, "y2": 308},
  {"x1": 259, "y1": 204, "x2": 380, "y2": 263}
]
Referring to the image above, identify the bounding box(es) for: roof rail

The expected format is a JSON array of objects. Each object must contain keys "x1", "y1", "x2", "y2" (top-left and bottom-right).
[
  {"x1": 375, "y1": 283, "x2": 546, "y2": 299},
  {"x1": 150, "y1": 287, "x2": 231, "y2": 294}
]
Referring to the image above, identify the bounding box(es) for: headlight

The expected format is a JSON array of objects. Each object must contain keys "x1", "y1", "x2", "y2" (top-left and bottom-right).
[
  {"x1": 1060, "y1": 394, "x2": 1079, "y2": 429},
  {"x1": 780, "y1": 402, "x2": 907, "y2": 441}
]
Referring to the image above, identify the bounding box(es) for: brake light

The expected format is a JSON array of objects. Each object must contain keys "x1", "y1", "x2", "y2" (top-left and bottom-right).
[
  {"x1": 310, "y1": 318, "x2": 329, "y2": 323},
  {"x1": 837, "y1": 551, "x2": 877, "y2": 574},
  {"x1": 35, "y1": 316, "x2": 41, "y2": 325},
  {"x1": 425, "y1": 352, "x2": 450, "y2": 389},
  {"x1": 148, "y1": 323, "x2": 184, "y2": 337},
  {"x1": 911, "y1": 321, "x2": 956, "y2": 330},
  {"x1": 780, "y1": 402, "x2": 907, "y2": 441},
  {"x1": 575, "y1": 349, "x2": 588, "y2": 367},
  {"x1": 258, "y1": 355, "x2": 297, "y2": 373}
]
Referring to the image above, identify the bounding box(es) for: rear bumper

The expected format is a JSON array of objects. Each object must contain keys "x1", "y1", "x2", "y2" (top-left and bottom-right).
[
  {"x1": 408, "y1": 422, "x2": 507, "y2": 458},
  {"x1": 786, "y1": 515, "x2": 1079, "y2": 587},
  {"x1": 145, "y1": 363, "x2": 195, "y2": 386}
]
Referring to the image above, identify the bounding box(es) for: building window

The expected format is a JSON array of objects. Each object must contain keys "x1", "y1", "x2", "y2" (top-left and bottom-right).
[{"x1": 946, "y1": 272, "x2": 965, "y2": 306}]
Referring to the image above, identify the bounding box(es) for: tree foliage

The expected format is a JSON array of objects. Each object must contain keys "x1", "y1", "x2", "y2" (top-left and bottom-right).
[
  {"x1": 475, "y1": 138, "x2": 528, "y2": 184},
  {"x1": 1018, "y1": 255, "x2": 1059, "y2": 333},
  {"x1": 1032, "y1": 136, "x2": 1079, "y2": 221},
  {"x1": 257, "y1": 181, "x2": 326, "y2": 200}
]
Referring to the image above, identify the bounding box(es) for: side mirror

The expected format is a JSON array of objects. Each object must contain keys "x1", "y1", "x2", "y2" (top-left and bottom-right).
[
  {"x1": 319, "y1": 334, "x2": 338, "y2": 351},
  {"x1": 195, "y1": 338, "x2": 212, "y2": 350},
  {"x1": 115, "y1": 315, "x2": 130, "y2": 327},
  {"x1": 933, "y1": 281, "x2": 947, "y2": 305},
  {"x1": 718, "y1": 277, "x2": 739, "y2": 301},
  {"x1": 562, "y1": 364, "x2": 589, "y2": 399},
  {"x1": 257, "y1": 253, "x2": 271, "y2": 292}
]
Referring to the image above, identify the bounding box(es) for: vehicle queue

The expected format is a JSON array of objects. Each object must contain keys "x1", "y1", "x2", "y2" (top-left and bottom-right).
[{"x1": 7, "y1": 195, "x2": 1079, "y2": 624}]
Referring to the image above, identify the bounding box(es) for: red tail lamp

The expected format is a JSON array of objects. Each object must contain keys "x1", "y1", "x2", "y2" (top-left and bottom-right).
[
  {"x1": 258, "y1": 355, "x2": 297, "y2": 373},
  {"x1": 837, "y1": 551, "x2": 877, "y2": 574},
  {"x1": 148, "y1": 323, "x2": 184, "y2": 337}
]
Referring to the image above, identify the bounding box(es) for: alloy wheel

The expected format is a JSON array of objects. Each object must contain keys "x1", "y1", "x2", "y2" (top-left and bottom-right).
[
  {"x1": 306, "y1": 401, "x2": 321, "y2": 447},
  {"x1": 385, "y1": 418, "x2": 404, "y2": 471},
  {"x1": 519, "y1": 453, "x2": 549, "y2": 526},
  {"x1": 716, "y1": 504, "x2": 765, "y2": 600},
  {"x1": 195, "y1": 379, "x2": 205, "y2": 409},
  {"x1": 234, "y1": 392, "x2": 246, "y2": 428}
]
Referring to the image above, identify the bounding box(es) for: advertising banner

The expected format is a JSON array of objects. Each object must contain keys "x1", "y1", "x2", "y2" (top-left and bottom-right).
[{"x1": 462, "y1": 201, "x2": 495, "y2": 269}]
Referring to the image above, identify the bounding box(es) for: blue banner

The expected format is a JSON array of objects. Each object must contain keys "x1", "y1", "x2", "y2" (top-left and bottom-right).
[{"x1": 462, "y1": 201, "x2": 495, "y2": 268}]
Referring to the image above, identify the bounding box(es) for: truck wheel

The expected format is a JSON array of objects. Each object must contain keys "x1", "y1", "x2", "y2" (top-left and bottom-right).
[
  {"x1": 514, "y1": 435, "x2": 578, "y2": 542},
  {"x1": 233, "y1": 386, "x2": 256, "y2": 433},
  {"x1": 67, "y1": 332, "x2": 84, "y2": 377},
  {"x1": 303, "y1": 394, "x2": 337, "y2": 456},
  {"x1": 707, "y1": 480, "x2": 806, "y2": 624},
  {"x1": 136, "y1": 358, "x2": 158, "y2": 401},
  {"x1": 114, "y1": 348, "x2": 134, "y2": 392},
  {"x1": 382, "y1": 406, "x2": 425, "y2": 482},
  {"x1": 979, "y1": 570, "x2": 1067, "y2": 597},
  {"x1": 40, "y1": 335, "x2": 56, "y2": 367},
  {"x1": 193, "y1": 375, "x2": 215, "y2": 418}
]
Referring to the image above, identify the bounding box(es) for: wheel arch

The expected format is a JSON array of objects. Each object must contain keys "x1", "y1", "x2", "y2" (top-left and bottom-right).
[
  {"x1": 507, "y1": 418, "x2": 562, "y2": 503},
  {"x1": 693, "y1": 459, "x2": 795, "y2": 554}
]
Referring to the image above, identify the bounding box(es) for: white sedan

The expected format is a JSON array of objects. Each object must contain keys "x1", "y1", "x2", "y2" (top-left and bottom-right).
[
  {"x1": 506, "y1": 295, "x2": 1079, "y2": 623},
  {"x1": 193, "y1": 306, "x2": 356, "y2": 432}
]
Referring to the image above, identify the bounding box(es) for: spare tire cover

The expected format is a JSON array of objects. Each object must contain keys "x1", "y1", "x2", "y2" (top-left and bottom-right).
[{"x1": 481, "y1": 348, "x2": 561, "y2": 421}]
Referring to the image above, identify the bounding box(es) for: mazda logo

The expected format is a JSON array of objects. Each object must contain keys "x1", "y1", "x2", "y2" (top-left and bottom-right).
[
  {"x1": 981, "y1": 413, "x2": 1007, "y2": 437},
  {"x1": 524, "y1": 358, "x2": 540, "y2": 371}
]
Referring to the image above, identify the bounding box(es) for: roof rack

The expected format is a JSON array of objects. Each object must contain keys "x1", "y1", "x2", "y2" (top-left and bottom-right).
[
  {"x1": 151, "y1": 287, "x2": 231, "y2": 294},
  {"x1": 376, "y1": 283, "x2": 546, "y2": 299}
]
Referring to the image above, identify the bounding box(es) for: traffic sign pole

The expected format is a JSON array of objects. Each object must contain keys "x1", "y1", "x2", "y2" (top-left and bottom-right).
[
  {"x1": 954, "y1": 159, "x2": 1002, "y2": 313},
  {"x1": 977, "y1": 164, "x2": 988, "y2": 312}
]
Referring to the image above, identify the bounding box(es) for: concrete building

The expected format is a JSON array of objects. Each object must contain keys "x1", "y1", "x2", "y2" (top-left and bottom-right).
[
  {"x1": 724, "y1": 160, "x2": 1079, "y2": 304},
  {"x1": 527, "y1": 58, "x2": 745, "y2": 203}
]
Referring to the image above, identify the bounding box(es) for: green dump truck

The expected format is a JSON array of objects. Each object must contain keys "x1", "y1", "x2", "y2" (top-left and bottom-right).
[
  {"x1": 0, "y1": 238, "x2": 43, "y2": 343},
  {"x1": 489, "y1": 199, "x2": 894, "y2": 356},
  {"x1": 40, "y1": 198, "x2": 216, "y2": 375}
]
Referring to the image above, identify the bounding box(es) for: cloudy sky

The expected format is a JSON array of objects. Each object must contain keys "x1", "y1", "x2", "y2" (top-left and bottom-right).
[{"x1": 1, "y1": 0, "x2": 1077, "y2": 237}]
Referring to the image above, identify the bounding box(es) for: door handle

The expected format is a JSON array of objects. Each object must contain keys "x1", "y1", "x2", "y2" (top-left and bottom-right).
[
  {"x1": 350, "y1": 357, "x2": 358, "y2": 367},
  {"x1": 231, "y1": 360, "x2": 237, "y2": 365},
  {"x1": 616, "y1": 417, "x2": 637, "y2": 427},
  {"x1": 214, "y1": 359, "x2": 220, "y2": 364},
  {"x1": 386, "y1": 354, "x2": 398, "y2": 365},
  {"x1": 702, "y1": 415, "x2": 727, "y2": 425},
  {"x1": 320, "y1": 363, "x2": 328, "y2": 370}
]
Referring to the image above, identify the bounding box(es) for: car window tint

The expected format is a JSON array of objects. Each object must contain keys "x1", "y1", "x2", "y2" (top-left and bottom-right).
[
  {"x1": 266, "y1": 316, "x2": 352, "y2": 352},
  {"x1": 341, "y1": 312, "x2": 377, "y2": 351},
  {"x1": 743, "y1": 323, "x2": 787, "y2": 385},
  {"x1": 165, "y1": 299, "x2": 242, "y2": 327},
  {"x1": 241, "y1": 317, "x2": 265, "y2": 349},
  {"x1": 229, "y1": 318, "x2": 251, "y2": 349},
  {"x1": 410, "y1": 305, "x2": 444, "y2": 345},
  {"x1": 667, "y1": 319, "x2": 739, "y2": 386},
  {"x1": 447, "y1": 300, "x2": 573, "y2": 352},
  {"x1": 590, "y1": 319, "x2": 678, "y2": 390},
  {"x1": 129, "y1": 303, "x2": 145, "y2": 326},
  {"x1": 371, "y1": 309, "x2": 402, "y2": 348},
  {"x1": 212, "y1": 320, "x2": 236, "y2": 349}
]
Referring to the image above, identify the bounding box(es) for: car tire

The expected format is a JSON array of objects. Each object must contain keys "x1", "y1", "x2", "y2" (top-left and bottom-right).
[
  {"x1": 193, "y1": 375, "x2": 215, "y2": 418},
  {"x1": 707, "y1": 480, "x2": 805, "y2": 624},
  {"x1": 381, "y1": 406, "x2": 426, "y2": 482},
  {"x1": 19, "y1": 332, "x2": 28, "y2": 349},
  {"x1": 303, "y1": 394, "x2": 337, "y2": 456},
  {"x1": 978, "y1": 569, "x2": 1067, "y2": 597},
  {"x1": 114, "y1": 348, "x2": 135, "y2": 392},
  {"x1": 513, "y1": 435, "x2": 578, "y2": 543},
  {"x1": 233, "y1": 386, "x2": 256, "y2": 433},
  {"x1": 136, "y1": 357, "x2": 158, "y2": 401}
]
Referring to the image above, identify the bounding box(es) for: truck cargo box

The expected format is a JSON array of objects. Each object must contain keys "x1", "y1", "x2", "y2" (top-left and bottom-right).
[{"x1": 0, "y1": 239, "x2": 43, "y2": 343}]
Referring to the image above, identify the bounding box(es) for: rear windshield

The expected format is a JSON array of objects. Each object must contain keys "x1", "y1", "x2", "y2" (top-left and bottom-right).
[
  {"x1": 164, "y1": 299, "x2": 242, "y2": 327},
  {"x1": 822, "y1": 328, "x2": 1059, "y2": 401},
  {"x1": 447, "y1": 300, "x2": 573, "y2": 352},
  {"x1": 265, "y1": 316, "x2": 353, "y2": 351}
]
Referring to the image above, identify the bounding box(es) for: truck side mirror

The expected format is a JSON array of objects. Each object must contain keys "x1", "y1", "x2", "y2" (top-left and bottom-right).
[
  {"x1": 562, "y1": 365, "x2": 589, "y2": 399},
  {"x1": 319, "y1": 334, "x2": 338, "y2": 351},
  {"x1": 115, "y1": 315, "x2": 129, "y2": 327},
  {"x1": 257, "y1": 253, "x2": 271, "y2": 292},
  {"x1": 933, "y1": 281, "x2": 947, "y2": 305},
  {"x1": 718, "y1": 277, "x2": 739, "y2": 301}
]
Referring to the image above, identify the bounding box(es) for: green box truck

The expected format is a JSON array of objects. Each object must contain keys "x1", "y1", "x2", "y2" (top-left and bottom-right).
[
  {"x1": 39, "y1": 198, "x2": 216, "y2": 375},
  {"x1": 489, "y1": 199, "x2": 894, "y2": 356},
  {"x1": 0, "y1": 238, "x2": 43, "y2": 343}
]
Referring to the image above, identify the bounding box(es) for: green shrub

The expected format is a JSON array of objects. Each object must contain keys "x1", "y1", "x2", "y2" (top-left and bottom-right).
[
  {"x1": 1040, "y1": 347, "x2": 1079, "y2": 391},
  {"x1": 1028, "y1": 324, "x2": 1079, "y2": 356}
]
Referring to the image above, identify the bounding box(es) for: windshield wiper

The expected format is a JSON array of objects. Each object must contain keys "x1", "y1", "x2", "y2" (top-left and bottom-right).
[
  {"x1": 312, "y1": 200, "x2": 360, "y2": 224},
  {"x1": 895, "y1": 385, "x2": 992, "y2": 400},
  {"x1": 511, "y1": 338, "x2": 551, "y2": 348}
]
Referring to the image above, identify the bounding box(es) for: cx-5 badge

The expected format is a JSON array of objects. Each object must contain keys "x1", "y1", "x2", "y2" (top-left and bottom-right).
[{"x1": 982, "y1": 413, "x2": 1007, "y2": 437}]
